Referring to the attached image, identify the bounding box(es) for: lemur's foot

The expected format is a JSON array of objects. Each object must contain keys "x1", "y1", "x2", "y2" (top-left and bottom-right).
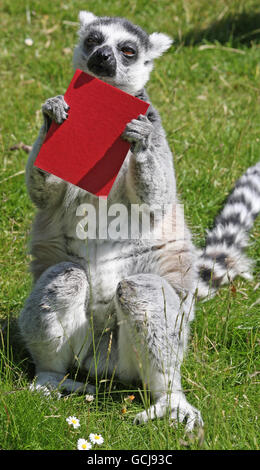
[
  {"x1": 42, "y1": 95, "x2": 69, "y2": 125},
  {"x1": 29, "y1": 371, "x2": 96, "y2": 397},
  {"x1": 122, "y1": 114, "x2": 153, "y2": 152},
  {"x1": 133, "y1": 395, "x2": 203, "y2": 432}
]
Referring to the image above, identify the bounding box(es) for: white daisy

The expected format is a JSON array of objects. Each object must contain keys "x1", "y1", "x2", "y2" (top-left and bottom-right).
[
  {"x1": 25, "y1": 37, "x2": 33, "y2": 46},
  {"x1": 77, "y1": 439, "x2": 92, "y2": 450},
  {"x1": 85, "y1": 394, "x2": 94, "y2": 402},
  {"x1": 66, "y1": 416, "x2": 80, "y2": 429},
  {"x1": 89, "y1": 433, "x2": 104, "y2": 445}
]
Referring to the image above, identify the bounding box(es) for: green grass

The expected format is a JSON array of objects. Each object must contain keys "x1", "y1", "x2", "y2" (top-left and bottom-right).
[{"x1": 0, "y1": 0, "x2": 259, "y2": 451}]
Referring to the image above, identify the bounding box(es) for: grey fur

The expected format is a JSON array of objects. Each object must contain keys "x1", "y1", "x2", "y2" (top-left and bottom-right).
[{"x1": 19, "y1": 12, "x2": 259, "y2": 431}]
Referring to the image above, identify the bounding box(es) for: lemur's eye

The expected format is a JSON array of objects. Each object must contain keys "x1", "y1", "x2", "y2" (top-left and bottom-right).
[
  {"x1": 84, "y1": 33, "x2": 104, "y2": 47},
  {"x1": 86, "y1": 37, "x2": 98, "y2": 44},
  {"x1": 121, "y1": 47, "x2": 136, "y2": 57}
]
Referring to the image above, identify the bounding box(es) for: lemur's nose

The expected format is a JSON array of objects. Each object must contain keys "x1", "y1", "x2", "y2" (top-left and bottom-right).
[
  {"x1": 96, "y1": 46, "x2": 114, "y2": 63},
  {"x1": 87, "y1": 45, "x2": 117, "y2": 77}
]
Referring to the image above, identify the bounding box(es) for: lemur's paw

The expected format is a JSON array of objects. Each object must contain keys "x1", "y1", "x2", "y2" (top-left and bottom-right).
[
  {"x1": 29, "y1": 381, "x2": 62, "y2": 399},
  {"x1": 133, "y1": 397, "x2": 203, "y2": 432},
  {"x1": 170, "y1": 401, "x2": 204, "y2": 432},
  {"x1": 122, "y1": 114, "x2": 153, "y2": 152},
  {"x1": 28, "y1": 371, "x2": 95, "y2": 398},
  {"x1": 42, "y1": 95, "x2": 69, "y2": 124}
]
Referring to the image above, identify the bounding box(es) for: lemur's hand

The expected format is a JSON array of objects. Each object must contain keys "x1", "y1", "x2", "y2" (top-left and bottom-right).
[
  {"x1": 122, "y1": 114, "x2": 153, "y2": 152},
  {"x1": 42, "y1": 95, "x2": 69, "y2": 125}
]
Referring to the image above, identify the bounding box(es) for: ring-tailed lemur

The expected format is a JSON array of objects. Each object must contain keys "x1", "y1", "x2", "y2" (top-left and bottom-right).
[{"x1": 18, "y1": 11, "x2": 260, "y2": 431}]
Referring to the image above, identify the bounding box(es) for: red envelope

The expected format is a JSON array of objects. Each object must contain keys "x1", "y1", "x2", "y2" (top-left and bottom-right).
[{"x1": 34, "y1": 69, "x2": 150, "y2": 196}]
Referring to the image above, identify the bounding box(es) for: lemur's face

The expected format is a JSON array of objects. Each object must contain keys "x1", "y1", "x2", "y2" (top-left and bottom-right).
[{"x1": 73, "y1": 12, "x2": 172, "y2": 95}]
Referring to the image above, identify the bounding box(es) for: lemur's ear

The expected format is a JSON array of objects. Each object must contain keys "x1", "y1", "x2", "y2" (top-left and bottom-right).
[
  {"x1": 148, "y1": 32, "x2": 173, "y2": 59},
  {"x1": 78, "y1": 11, "x2": 97, "y2": 30}
]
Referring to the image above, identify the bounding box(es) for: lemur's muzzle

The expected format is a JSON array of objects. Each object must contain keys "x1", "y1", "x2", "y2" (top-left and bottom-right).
[{"x1": 87, "y1": 46, "x2": 117, "y2": 77}]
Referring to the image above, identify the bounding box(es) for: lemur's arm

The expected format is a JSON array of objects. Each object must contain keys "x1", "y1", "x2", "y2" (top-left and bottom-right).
[
  {"x1": 27, "y1": 92, "x2": 176, "y2": 209},
  {"x1": 26, "y1": 95, "x2": 69, "y2": 209},
  {"x1": 122, "y1": 104, "x2": 176, "y2": 206}
]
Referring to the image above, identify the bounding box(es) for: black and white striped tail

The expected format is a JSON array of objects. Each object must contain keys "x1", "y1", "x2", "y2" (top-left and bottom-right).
[{"x1": 196, "y1": 161, "x2": 260, "y2": 298}]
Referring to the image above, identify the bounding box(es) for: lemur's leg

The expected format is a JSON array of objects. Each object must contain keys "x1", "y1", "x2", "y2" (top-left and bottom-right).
[
  {"x1": 19, "y1": 262, "x2": 95, "y2": 395},
  {"x1": 26, "y1": 95, "x2": 69, "y2": 209},
  {"x1": 115, "y1": 273, "x2": 203, "y2": 431},
  {"x1": 122, "y1": 113, "x2": 176, "y2": 205}
]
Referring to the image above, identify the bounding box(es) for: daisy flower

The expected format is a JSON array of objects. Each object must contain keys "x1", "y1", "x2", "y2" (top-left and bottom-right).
[
  {"x1": 85, "y1": 394, "x2": 94, "y2": 402},
  {"x1": 89, "y1": 433, "x2": 104, "y2": 445},
  {"x1": 25, "y1": 38, "x2": 34, "y2": 46},
  {"x1": 77, "y1": 439, "x2": 92, "y2": 450},
  {"x1": 66, "y1": 416, "x2": 80, "y2": 429}
]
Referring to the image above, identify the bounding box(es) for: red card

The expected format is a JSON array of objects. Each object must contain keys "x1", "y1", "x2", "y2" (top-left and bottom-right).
[{"x1": 34, "y1": 69, "x2": 150, "y2": 196}]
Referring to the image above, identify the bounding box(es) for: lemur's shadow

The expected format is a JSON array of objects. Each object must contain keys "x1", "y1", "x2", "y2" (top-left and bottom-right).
[
  {"x1": 178, "y1": 11, "x2": 260, "y2": 47},
  {"x1": 0, "y1": 316, "x2": 35, "y2": 382}
]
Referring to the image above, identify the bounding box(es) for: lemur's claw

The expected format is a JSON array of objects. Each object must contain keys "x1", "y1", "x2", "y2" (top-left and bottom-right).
[
  {"x1": 122, "y1": 114, "x2": 153, "y2": 152},
  {"x1": 42, "y1": 95, "x2": 69, "y2": 125}
]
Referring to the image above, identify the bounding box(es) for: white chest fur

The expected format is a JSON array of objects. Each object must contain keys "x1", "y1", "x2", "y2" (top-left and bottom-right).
[{"x1": 85, "y1": 239, "x2": 135, "y2": 327}]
